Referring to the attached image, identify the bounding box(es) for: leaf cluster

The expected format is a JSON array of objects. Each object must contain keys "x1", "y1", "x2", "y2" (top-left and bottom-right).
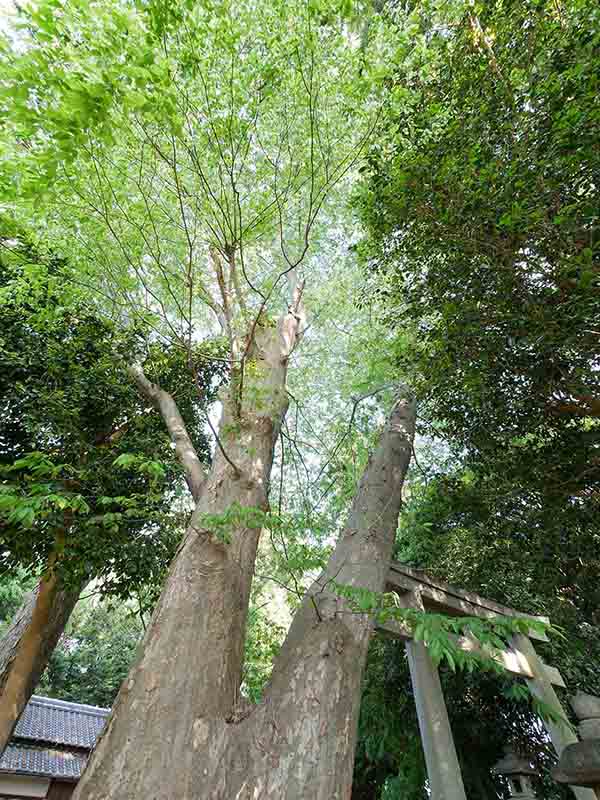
[{"x1": 0, "y1": 225, "x2": 223, "y2": 598}]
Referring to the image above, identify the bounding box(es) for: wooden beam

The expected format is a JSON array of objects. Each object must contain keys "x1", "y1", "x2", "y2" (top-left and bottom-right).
[
  {"x1": 376, "y1": 619, "x2": 565, "y2": 687},
  {"x1": 386, "y1": 563, "x2": 549, "y2": 642}
]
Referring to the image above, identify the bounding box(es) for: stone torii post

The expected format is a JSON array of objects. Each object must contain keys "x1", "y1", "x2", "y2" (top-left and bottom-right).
[{"x1": 377, "y1": 561, "x2": 596, "y2": 800}]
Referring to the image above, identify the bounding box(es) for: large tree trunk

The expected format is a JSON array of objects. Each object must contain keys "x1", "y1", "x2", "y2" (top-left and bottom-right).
[
  {"x1": 0, "y1": 566, "x2": 83, "y2": 753},
  {"x1": 74, "y1": 388, "x2": 415, "y2": 800},
  {"x1": 73, "y1": 315, "x2": 298, "y2": 799},
  {"x1": 194, "y1": 390, "x2": 416, "y2": 799}
]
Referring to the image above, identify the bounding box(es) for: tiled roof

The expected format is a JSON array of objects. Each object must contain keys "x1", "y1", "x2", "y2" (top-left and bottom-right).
[
  {"x1": 12, "y1": 696, "x2": 109, "y2": 750},
  {"x1": 0, "y1": 743, "x2": 86, "y2": 780},
  {"x1": 0, "y1": 695, "x2": 110, "y2": 781}
]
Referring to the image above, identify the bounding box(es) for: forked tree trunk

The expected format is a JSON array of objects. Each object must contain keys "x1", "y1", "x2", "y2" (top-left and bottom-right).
[
  {"x1": 0, "y1": 564, "x2": 83, "y2": 753},
  {"x1": 74, "y1": 388, "x2": 415, "y2": 800},
  {"x1": 192, "y1": 391, "x2": 416, "y2": 799}
]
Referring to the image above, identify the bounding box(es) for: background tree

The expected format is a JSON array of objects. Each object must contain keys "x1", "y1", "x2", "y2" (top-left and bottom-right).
[
  {"x1": 0, "y1": 220, "x2": 224, "y2": 749},
  {"x1": 35, "y1": 597, "x2": 145, "y2": 711},
  {"x1": 354, "y1": 0, "x2": 600, "y2": 796}
]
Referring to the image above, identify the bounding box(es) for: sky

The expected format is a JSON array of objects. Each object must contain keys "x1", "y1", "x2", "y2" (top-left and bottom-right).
[
  {"x1": 0, "y1": 0, "x2": 18, "y2": 38},
  {"x1": 0, "y1": 0, "x2": 15, "y2": 23}
]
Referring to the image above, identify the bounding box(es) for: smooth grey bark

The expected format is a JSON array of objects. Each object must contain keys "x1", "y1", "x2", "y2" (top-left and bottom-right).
[
  {"x1": 127, "y1": 364, "x2": 207, "y2": 502},
  {"x1": 0, "y1": 569, "x2": 83, "y2": 753},
  {"x1": 74, "y1": 388, "x2": 415, "y2": 800}
]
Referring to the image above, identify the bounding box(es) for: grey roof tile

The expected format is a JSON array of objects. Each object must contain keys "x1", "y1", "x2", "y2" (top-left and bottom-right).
[
  {"x1": 0, "y1": 744, "x2": 86, "y2": 780},
  {"x1": 12, "y1": 696, "x2": 109, "y2": 750},
  {"x1": 0, "y1": 695, "x2": 110, "y2": 780}
]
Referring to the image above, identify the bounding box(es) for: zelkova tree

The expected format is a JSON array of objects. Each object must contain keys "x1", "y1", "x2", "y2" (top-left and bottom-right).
[
  {"x1": 73, "y1": 391, "x2": 415, "y2": 799},
  {"x1": 0, "y1": 0, "x2": 410, "y2": 795},
  {"x1": 0, "y1": 225, "x2": 222, "y2": 752}
]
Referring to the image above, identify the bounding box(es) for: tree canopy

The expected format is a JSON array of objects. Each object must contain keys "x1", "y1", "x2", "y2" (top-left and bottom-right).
[
  {"x1": 0, "y1": 0, "x2": 598, "y2": 797},
  {"x1": 0, "y1": 222, "x2": 224, "y2": 599}
]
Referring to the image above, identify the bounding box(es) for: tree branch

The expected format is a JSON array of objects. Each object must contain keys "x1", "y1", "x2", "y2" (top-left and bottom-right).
[
  {"x1": 550, "y1": 393, "x2": 600, "y2": 418},
  {"x1": 127, "y1": 364, "x2": 206, "y2": 501}
]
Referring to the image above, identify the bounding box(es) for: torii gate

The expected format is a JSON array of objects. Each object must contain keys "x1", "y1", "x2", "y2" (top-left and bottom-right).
[{"x1": 377, "y1": 561, "x2": 597, "y2": 800}]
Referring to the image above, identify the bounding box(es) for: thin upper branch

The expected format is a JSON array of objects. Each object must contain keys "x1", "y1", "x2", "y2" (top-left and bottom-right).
[
  {"x1": 280, "y1": 276, "x2": 306, "y2": 356},
  {"x1": 127, "y1": 364, "x2": 206, "y2": 501}
]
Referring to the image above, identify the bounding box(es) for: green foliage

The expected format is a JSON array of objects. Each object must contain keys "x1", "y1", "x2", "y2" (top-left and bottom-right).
[
  {"x1": 38, "y1": 597, "x2": 145, "y2": 709},
  {"x1": 397, "y1": 473, "x2": 600, "y2": 696},
  {"x1": 0, "y1": 226, "x2": 223, "y2": 600},
  {"x1": 198, "y1": 503, "x2": 330, "y2": 581},
  {"x1": 197, "y1": 502, "x2": 271, "y2": 545},
  {"x1": 332, "y1": 580, "x2": 551, "y2": 677},
  {"x1": 353, "y1": 638, "x2": 426, "y2": 800},
  {"x1": 0, "y1": 568, "x2": 287, "y2": 709},
  {"x1": 0, "y1": 0, "x2": 381, "y2": 356},
  {"x1": 354, "y1": 1, "x2": 599, "y2": 796},
  {"x1": 242, "y1": 604, "x2": 286, "y2": 703},
  {"x1": 112, "y1": 454, "x2": 167, "y2": 483},
  {"x1": 356, "y1": 633, "x2": 571, "y2": 800},
  {"x1": 0, "y1": 568, "x2": 36, "y2": 631},
  {"x1": 0, "y1": 453, "x2": 91, "y2": 533},
  {"x1": 359, "y1": 0, "x2": 600, "y2": 522}
]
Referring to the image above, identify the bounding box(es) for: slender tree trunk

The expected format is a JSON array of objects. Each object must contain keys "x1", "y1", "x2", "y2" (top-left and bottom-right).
[
  {"x1": 74, "y1": 388, "x2": 415, "y2": 800},
  {"x1": 0, "y1": 563, "x2": 83, "y2": 753}
]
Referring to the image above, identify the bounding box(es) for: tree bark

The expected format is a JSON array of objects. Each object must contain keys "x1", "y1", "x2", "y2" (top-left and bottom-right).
[
  {"x1": 127, "y1": 364, "x2": 207, "y2": 501},
  {"x1": 74, "y1": 387, "x2": 415, "y2": 800},
  {"x1": 73, "y1": 310, "x2": 303, "y2": 800},
  {"x1": 0, "y1": 565, "x2": 83, "y2": 753},
  {"x1": 212, "y1": 390, "x2": 416, "y2": 800}
]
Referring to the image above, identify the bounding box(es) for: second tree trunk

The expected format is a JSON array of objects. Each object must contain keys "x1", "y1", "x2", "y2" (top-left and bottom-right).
[{"x1": 0, "y1": 568, "x2": 83, "y2": 753}]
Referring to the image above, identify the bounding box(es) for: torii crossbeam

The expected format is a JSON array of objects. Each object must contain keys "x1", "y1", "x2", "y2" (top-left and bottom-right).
[{"x1": 377, "y1": 561, "x2": 596, "y2": 800}]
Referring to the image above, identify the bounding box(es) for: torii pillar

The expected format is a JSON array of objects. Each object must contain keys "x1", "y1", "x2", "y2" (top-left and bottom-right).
[
  {"x1": 403, "y1": 587, "x2": 466, "y2": 800},
  {"x1": 382, "y1": 561, "x2": 595, "y2": 800},
  {"x1": 406, "y1": 640, "x2": 467, "y2": 800}
]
